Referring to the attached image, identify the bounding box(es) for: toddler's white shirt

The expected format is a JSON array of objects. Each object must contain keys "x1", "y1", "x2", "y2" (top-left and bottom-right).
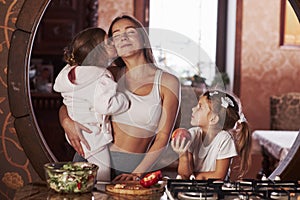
[{"x1": 53, "y1": 64, "x2": 129, "y2": 158}]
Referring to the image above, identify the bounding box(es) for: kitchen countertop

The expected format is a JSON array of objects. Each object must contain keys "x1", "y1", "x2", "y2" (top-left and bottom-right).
[
  {"x1": 252, "y1": 130, "x2": 299, "y2": 161},
  {"x1": 252, "y1": 130, "x2": 299, "y2": 177},
  {"x1": 14, "y1": 182, "x2": 168, "y2": 200}
]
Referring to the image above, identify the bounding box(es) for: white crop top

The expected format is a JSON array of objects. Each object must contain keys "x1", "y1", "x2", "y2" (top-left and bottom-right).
[{"x1": 111, "y1": 70, "x2": 163, "y2": 132}]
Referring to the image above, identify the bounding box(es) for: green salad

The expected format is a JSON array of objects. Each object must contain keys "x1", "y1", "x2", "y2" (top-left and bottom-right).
[{"x1": 44, "y1": 162, "x2": 98, "y2": 193}]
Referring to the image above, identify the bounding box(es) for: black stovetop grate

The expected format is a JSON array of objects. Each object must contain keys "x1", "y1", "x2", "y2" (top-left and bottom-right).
[{"x1": 166, "y1": 179, "x2": 300, "y2": 199}]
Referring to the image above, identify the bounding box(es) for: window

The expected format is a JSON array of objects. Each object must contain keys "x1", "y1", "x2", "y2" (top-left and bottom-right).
[
  {"x1": 149, "y1": 0, "x2": 218, "y2": 86},
  {"x1": 280, "y1": 0, "x2": 300, "y2": 46}
]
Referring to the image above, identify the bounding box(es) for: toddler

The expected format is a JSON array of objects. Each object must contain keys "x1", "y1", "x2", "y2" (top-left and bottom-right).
[{"x1": 54, "y1": 27, "x2": 129, "y2": 181}]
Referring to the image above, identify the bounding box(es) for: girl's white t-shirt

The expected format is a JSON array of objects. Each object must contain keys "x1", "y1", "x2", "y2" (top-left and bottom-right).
[{"x1": 188, "y1": 127, "x2": 238, "y2": 173}]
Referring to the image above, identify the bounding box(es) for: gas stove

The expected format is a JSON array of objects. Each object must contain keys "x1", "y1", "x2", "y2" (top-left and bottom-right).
[{"x1": 165, "y1": 179, "x2": 300, "y2": 200}]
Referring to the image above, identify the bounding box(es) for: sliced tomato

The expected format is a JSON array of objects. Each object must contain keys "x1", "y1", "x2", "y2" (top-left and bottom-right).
[
  {"x1": 77, "y1": 182, "x2": 82, "y2": 190},
  {"x1": 140, "y1": 170, "x2": 162, "y2": 188}
]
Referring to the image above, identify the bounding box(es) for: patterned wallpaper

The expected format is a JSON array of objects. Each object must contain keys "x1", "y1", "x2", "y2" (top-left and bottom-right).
[
  {"x1": 0, "y1": 1, "x2": 41, "y2": 199},
  {"x1": 98, "y1": 0, "x2": 134, "y2": 32},
  {"x1": 240, "y1": 0, "x2": 300, "y2": 130}
]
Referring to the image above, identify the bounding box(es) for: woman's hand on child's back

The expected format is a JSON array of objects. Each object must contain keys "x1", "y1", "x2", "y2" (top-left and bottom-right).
[{"x1": 63, "y1": 118, "x2": 92, "y2": 157}]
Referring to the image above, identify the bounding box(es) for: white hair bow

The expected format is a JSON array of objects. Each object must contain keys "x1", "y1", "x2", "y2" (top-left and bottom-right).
[
  {"x1": 238, "y1": 113, "x2": 247, "y2": 123},
  {"x1": 221, "y1": 97, "x2": 234, "y2": 108},
  {"x1": 209, "y1": 91, "x2": 219, "y2": 96}
]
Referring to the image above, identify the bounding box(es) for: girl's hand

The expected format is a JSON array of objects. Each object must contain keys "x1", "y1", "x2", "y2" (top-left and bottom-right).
[
  {"x1": 171, "y1": 137, "x2": 191, "y2": 155},
  {"x1": 62, "y1": 117, "x2": 92, "y2": 157}
]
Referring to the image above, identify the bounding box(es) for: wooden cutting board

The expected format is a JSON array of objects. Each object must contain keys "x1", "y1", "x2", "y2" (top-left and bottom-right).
[{"x1": 105, "y1": 181, "x2": 165, "y2": 195}]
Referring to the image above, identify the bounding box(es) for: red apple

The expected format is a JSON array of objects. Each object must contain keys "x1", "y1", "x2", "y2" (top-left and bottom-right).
[{"x1": 171, "y1": 128, "x2": 191, "y2": 141}]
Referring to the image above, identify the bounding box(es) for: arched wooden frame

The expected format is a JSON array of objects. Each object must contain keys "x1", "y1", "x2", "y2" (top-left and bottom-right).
[{"x1": 8, "y1": 0, "x2": 54, "y2": 180}]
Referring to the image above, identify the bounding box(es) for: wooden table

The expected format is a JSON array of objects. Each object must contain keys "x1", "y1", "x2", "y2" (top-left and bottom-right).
[
  {"x1": 252, "y1": 130, "x2": 299, "y2": 178},
  {"x1": 14, "y1": 182, "x2": 99, "y2": 200},
  {"x1": 14, "y1": 182, "x2": 168, "y2": 200}
]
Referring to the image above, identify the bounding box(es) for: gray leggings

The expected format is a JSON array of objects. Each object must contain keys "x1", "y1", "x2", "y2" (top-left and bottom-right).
[
  {"x1": 73, "y1": 151, "x2": 145, "y2": 179},
  {"x1": 110, "y1": 151, "x2": 145, "y2": 178}
]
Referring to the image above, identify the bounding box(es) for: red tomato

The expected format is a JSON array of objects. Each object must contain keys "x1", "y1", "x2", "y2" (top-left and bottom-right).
[
  {"x1": 171, "y1": 128, "x2": 191, "y2": 141},
  {"x1": 140, "y1": 170, "x2": 162, "y2": 188},
  {"x1": 77, "y1": 182, "x2": 82, "y2": 190}
]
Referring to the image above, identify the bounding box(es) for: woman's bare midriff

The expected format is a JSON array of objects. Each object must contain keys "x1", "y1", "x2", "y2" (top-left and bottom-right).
[{"x1": 110, "y1": 121, "x2": 155, "y2": 153}]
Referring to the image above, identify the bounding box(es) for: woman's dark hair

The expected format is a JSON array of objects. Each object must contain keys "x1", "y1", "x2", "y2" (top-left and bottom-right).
[
  {"x1": 64, "y1": 27, "x2": 107, "y2": 66},
  {"x1": 107, "y1": 14, "x2": 156, "y2": 68}
]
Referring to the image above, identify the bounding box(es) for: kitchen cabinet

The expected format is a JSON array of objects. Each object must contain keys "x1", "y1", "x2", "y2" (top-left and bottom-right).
[
  {"x1": 32, "y1": 0, "x2": 98, "y2": 56},
  {"x1": 31, "y1": 92, "x2": 75, "y2": 161}
]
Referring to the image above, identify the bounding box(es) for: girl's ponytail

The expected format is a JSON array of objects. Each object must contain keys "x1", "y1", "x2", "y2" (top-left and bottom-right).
[{"x1": 234, "y1": 120, "x2": 252, "y2": 178}]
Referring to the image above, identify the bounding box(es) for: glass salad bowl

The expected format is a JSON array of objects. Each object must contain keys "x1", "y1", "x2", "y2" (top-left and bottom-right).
[{"x1": 44, "y1": 162, "x2": 98, "y2": 193}]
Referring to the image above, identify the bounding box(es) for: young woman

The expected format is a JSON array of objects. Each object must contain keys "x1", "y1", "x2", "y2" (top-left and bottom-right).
[
  {"x1": 171, "y1": 90, "x2": 252, "y2": 180},
  {"x1": 59, "y1": 15, "x2": 181, "y2": 181}
]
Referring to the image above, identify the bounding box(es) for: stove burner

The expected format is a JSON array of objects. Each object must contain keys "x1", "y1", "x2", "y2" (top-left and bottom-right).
[
  {"x1": 270, "y1": 192, "x2": 288, "y2": 199},
  {"x1": 228, "y1": 195, "x2": 263, "y2": 200},
  {"x1": 166, "y1": 179, "x2": 300, "y2": 200},
  {"x1": 178, "y1": 191, "x2": 215, "y2": 200}
]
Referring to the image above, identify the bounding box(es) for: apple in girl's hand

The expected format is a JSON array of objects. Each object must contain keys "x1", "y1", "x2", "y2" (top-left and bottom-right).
[{"x1": 171, "y1": 128, "x2": 191, "y2": 141}]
